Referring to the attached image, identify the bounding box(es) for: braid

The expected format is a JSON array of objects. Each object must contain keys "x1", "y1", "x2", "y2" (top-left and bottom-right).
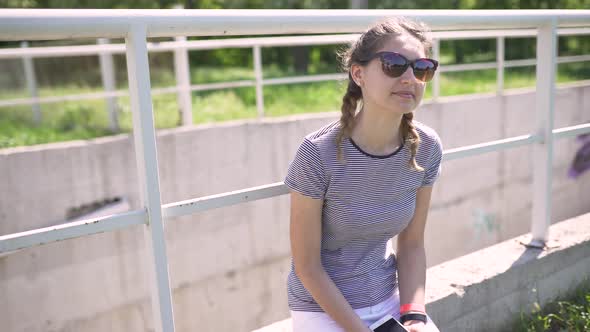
[
  {"x1": 336, "y1": 77, "x2": 362, "y2": 163},
  {"x1": 401, "y1": 112, "x2": 424, "y2": 171}
]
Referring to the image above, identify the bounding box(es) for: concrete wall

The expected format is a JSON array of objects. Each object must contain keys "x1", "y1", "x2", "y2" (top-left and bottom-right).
[
  {"x1": 426, "y1": 212, "x2": 590, "y2": 331},
  {"x1": 1, "y1": 84, "x2": 589, "y2": 332},
  {"x1": 255, "y1": 212, "x2": 590, "y2": 332}
]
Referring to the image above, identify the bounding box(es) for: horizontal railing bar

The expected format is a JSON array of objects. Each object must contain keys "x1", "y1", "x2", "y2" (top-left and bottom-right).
[
  {"x1": 163, "y1": 134, "x2": 549, "y2": 218},
  {"x1": 0, "y1": 43, "x2": 126, "y2": 59},
  {"x1": 2, "y1": 27, "x2": 589, "y2": 60},
  {"x1": 553, "y1": 123, "x2": 590, "y2": 140},
  {"x1": 432, "y1": 27, "x2": 590, "y2": 40},
  {"x1": 0, "y1": 9, "x2": 589, "y2": 41},
  {"x1": 0, "y1": 90, "x2": 127, "y2": 107},
  {"x1": 438, "y1": 56, "x2": 590, "y2": 73},
  {"x1": 1, "y1": 51, "x2": 589, "y2": 106},
  {"x1": 152, "y1": 86, "x2": 183, "y2": 95},
  {"x1": 162, "y1": 182, "x2": 290, "y2": 219},
  {"x1": 2, "y1": 68, "x2": 589, "y2": 108},
  {"x1": 2, "y1": 126, "x2": 587, "y2": 252},
  {"x1": 443, "y1": 134, "x2": 540, "y2": 161},
  {"x1": 553, "y1": 27, "x2": 590, "y2": 36},
  {"x1": 176, "y1": 34, "x2": 358, "y2": 50},
  {"x1": 503, "y1": 59, "x2": 537, "y2": 68},
  {"x1": 556, "y1": 54, "x2": 590, "y2": 64},
  {"x1": 0, "y1": 88, "x2": 179, "y2": 107},
  {"x1": 0, "y1": 81, "x2": 257, "y2": 107},
  {"x1": 263, "y1": 73, "x2": 347, "y2": 86},
  {"x1": 0, "y1": 209, "x2": 147, "y2": 254},
  {"x1": 439, "y1": 62, "x2": 498, "y2": 72},
  {"x1": 189, "y1": 80, "x2": 255, "y2": 91}
]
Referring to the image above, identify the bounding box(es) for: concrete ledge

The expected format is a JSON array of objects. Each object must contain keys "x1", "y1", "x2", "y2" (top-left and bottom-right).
[{"x1": 253, "y1": 212, "x2": 590, "y2": 332}]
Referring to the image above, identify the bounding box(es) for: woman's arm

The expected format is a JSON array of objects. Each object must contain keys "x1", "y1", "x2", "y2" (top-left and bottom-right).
[
  {"x1": 396, "y1": 186, "x2": 434, "y2": 326},
  {"x1": 290, "y1": 191, "x2": 371, "y2": 332}
]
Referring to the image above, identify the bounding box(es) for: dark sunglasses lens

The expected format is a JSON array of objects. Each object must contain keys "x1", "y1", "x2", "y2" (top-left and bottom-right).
[
  {"x1": 381, "y1": 53, "x2": 408, "y2": 78},
  {"x1": 413, "y1": 59, "x2": 437, "y2": 82}
]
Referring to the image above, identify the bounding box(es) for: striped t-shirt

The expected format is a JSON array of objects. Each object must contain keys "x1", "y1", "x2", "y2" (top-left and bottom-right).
[{"x1": 284, "y1": 119, "x2": 443, "y2": 312}]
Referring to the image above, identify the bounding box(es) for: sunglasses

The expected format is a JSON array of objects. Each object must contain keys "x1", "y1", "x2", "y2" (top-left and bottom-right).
[{"x1": 362, "y1": 52, "x2": 439, "y2": 82}]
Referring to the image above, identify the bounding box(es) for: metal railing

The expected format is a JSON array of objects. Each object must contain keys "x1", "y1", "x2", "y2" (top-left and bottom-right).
[
  {"x1": 1, "y1": 27, "x2": 589, "y2": 131},
  {"x1": 0, "y1": 9, "x2": 590, "y2": 332}
]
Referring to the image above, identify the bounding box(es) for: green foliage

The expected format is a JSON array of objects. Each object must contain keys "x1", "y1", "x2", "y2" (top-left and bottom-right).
[
  {"x1": 193, "y1": 89, "x2": 257, "y2": 122},
  {"x1": 0, "y1": 0, "x2": 178, "y2": 9},
  {"x1": 1, "y1": 61, "x2": 589, "y2": 149},
  {"x1": 3, "y1": 0, "x2": 588, "y2": 86},
  {"x1": 1, "y1": 0, "x2": 589, "y2": 148},
  {"x1": 511, "y1": 279, "x2": 590, "y2": 332},
  {"x1": 0, "y1": 104, "x2": 112, "y2": 149},
  {"x1": 1, "y1": 0, "x2": 588, "y2": 10},
  {"x1": 264, "y1": 80, "x2": 347, "y2": 116},
  {"x1": 54, "y1": 105, "x2": 95, "y2": 131}
]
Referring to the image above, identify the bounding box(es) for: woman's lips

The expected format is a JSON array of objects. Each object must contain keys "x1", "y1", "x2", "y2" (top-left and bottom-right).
[{"x1": 393, "y1": 92, "x2": 414, "y2": 99}]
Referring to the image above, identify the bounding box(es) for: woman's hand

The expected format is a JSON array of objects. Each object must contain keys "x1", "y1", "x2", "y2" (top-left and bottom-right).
[{"x1": 403, "y1": 320, "x2": 426, "y2": 332}]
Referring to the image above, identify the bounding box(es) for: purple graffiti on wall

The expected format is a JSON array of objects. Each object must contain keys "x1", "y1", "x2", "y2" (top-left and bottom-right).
[{"x1": 568, "y1": 133, "x2": 590, "y2": 179}]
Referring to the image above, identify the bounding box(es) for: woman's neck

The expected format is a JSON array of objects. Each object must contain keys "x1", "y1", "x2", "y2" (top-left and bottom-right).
[{"x1": 350, "y1": 105, "x2": 403, "y2": 156}]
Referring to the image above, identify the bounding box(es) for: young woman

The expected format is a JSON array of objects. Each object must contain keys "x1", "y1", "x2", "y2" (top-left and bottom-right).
[{"x1": 284, "y1": 17, "x2": 443, "y2": 332}]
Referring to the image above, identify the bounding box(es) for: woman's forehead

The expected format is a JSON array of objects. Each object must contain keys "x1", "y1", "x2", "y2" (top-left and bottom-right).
[{"x1": 376, "y1": 35, "x2": 426, "y2": 60}]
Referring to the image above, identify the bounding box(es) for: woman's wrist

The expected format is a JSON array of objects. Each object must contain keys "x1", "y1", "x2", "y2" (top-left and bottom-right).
[
  {"x1": 399, "y1": 302, "x2": 426, "y2": 315},
  {"x1": 399, "y1": 301, "x2": 427, "y2": 325},
  {"x1": 400, "y1": 312, "x2": 427, "y2": 325},
  {"x1": 403, "y1": 320, "x2": 425, "y2": 326}
]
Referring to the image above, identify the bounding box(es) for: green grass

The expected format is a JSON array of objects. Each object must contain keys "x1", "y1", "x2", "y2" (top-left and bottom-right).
[
  {"x1": 510, "y1": 278, "x2": 590, "y2": 332},
  {"x1": 1, "y1": 62, "x2": 589, "y2": 149},
  {"x1": 191, "y1": 66, "x2": 255, "y2": 84}
]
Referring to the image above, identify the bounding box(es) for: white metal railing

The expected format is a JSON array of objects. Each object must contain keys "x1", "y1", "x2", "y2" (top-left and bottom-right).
[
  {"x1": 1, "y1": 27, "x2": 590, "y2": 130},
  {"x1": 1, "y1": 9, "x2": 590, "y2": 332}
]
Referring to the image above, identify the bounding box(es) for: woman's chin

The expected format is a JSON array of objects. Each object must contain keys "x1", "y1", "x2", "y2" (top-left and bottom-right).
[{"x1": 387, "y1": 103, "x2": 416, "y2": 115}]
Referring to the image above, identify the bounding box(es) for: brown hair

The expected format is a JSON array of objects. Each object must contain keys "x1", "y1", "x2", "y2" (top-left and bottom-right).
[{"x1": 335, "y1": 17, "x2": 433, "y2": 171}]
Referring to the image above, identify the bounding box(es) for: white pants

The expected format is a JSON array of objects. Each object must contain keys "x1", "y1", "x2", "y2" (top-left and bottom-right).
[{"x1": 290, "y1": 290, "x2": 440, "y2": 332}]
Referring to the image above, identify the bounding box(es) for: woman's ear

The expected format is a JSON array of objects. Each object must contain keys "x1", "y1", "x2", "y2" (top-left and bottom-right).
[{"x1": 350, "y1": 63, "x2": 364, "y2": 87}]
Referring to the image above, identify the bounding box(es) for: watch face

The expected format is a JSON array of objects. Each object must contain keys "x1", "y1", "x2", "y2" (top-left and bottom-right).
[{"x1": 373, "y1": 317, "x2": 408, "y2": 332}]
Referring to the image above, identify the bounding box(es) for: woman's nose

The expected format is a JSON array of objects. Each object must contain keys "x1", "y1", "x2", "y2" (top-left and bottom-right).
[{"x1": 399, "y1": 66, "x2": 416, "y2": 83}]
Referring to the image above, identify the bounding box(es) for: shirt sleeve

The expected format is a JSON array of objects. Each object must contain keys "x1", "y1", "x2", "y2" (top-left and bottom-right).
[
  {"x1": 284, "y1": 138, "x2": 328, "y2": 199},
  {"x1": 421, "y1": 133, "x2": 443, "y2": 187}
]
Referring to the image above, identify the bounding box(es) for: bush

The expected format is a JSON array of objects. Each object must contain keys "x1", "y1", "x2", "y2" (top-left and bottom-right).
[{"x1": 512, "y1": 279, "x2": 590, "y2": 332}]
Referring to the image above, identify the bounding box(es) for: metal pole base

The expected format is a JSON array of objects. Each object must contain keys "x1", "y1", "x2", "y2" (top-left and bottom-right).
[{"x1": 519, "y1": 235, "x2": 560, "y2": 250}]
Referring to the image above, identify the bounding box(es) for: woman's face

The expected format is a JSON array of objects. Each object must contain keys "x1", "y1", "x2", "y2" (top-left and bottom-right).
[{"x1": 351, "y1": 34, "x2": 428, "y2": 115}]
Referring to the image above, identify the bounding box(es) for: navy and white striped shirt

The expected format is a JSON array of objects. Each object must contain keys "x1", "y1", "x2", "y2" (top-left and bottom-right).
[{"x1": 284, "y1": 119, "x2": 443, "y2": 312}]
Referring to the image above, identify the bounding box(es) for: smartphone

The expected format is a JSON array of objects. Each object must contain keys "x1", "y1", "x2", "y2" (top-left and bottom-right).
[{"x1": 369, "y1": 314, "x2": 409, "y2": 332}]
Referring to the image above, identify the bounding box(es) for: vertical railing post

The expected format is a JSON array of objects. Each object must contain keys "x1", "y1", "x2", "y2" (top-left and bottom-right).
[
  {"x1": 98, "y1": 38, "x2": 120, "y2": 133},
  {"x1": 173, "y1": 35, "x2": 193, "y2": 126},
  {"x1": 125, "y1": 25, "x2": 175, "y2": 332},
  {"x1": 530, "y1": 20, "x2": 557, "y2": 248},
  {"x1": 432, "y1": 38, "x2": 440, "y2": 101},
  {"x1": 496, "y1": 36, "x2": 505, "y2": 95},
  {"x1": 21, "y1": 41, "x2": 41, "y2": 124},
  {"x1": 253, "y1": 45, "x2": 264, "y2": 118}
]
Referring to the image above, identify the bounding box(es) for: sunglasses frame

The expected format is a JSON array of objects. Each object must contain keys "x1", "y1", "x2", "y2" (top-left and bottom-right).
[{"x1": 361, "y1": 51, "x2": 439, "y2": 82}]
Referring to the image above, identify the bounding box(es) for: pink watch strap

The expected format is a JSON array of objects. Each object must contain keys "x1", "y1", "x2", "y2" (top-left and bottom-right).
[{"x1": 400, "y1": 303, "x2": 426, "y2": 314}]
